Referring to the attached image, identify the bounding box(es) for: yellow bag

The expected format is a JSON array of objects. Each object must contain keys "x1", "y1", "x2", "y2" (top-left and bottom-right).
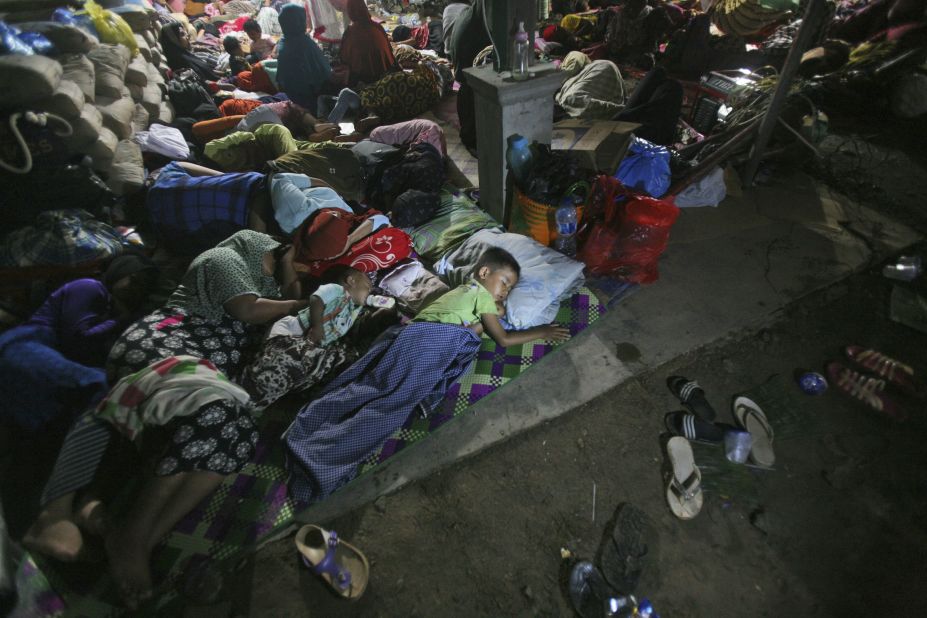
[{"x1": 79, "y1": 0, "x2": 139, "y2": 56}]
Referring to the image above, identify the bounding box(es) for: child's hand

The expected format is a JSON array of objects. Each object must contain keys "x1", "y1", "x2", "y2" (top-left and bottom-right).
[
  {"x1": 495, "y1": 300, "x2": 506, "y2": 318},
  {"x1": 539, "y1": 323, "x2": 570, "y2": 342},
  {"x1": 308, "y1": 324, "x2": 324, "y2": 344}
]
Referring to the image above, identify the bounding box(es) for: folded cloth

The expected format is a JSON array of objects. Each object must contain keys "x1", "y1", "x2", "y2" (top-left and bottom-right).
[
  {"x1": 285, "y1": 322, "x2": 481, "y2": 503},
  {"x1": 95, "y1": 355, "x2": 250, "y2": 441}
]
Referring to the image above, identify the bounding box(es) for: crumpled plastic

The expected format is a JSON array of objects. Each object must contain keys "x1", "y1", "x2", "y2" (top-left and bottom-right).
[
  {"x1": 78, "y1": 0, "x2": 138, "y2": 56},
  {"x1": 0, "y1": 21, "x2": 53, "y2": 55},
  {"x1": 615, "y1": 136, "x2": 671, "y2": 198}
]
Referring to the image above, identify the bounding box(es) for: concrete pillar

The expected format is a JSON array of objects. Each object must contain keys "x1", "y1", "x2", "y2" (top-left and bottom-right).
[{"x1": 464, "y1": 63, "x2": 566, "y2": 226}]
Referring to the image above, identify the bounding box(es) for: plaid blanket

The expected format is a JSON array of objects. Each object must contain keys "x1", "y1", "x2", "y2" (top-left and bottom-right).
[{"x1": 147, "y1": 163, "x2": 265, "y2": 256}]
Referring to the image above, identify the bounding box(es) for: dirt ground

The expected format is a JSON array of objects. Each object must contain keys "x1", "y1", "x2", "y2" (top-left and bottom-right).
[{"x1": 198, "y1": 244, "x2": 927, "y2": 617}]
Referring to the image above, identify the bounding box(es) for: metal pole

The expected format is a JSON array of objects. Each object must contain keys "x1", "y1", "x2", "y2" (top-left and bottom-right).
[{"x1": 740, "y1": 0, "x2": 828, "y2": 186}]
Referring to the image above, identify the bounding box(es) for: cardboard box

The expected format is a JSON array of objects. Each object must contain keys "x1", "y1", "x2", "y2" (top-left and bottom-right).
[{"x1": 551, "y1": 119, "x2": 640, "y2": 174}]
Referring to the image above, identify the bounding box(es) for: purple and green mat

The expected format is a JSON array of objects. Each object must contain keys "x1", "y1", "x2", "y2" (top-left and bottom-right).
[{"x1": 10, "y1": 289, "x2": 605, "y2": 617}]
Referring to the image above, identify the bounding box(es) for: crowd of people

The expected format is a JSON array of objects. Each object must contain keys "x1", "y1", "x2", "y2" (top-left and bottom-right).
[{"x1": 2, "y1": 0, "x2": 925, "y2": 610}]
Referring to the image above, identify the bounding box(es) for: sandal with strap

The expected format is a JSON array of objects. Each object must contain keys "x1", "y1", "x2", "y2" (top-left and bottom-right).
[
  {"x1": 667, "y1": 376, "x2": 717, "y2": 422},
  {"x1": 664, "y1": 437, "x2": 703, "y2": 520},
  {"x1": 845, "y1": 345, "x2": 920, "y2": 396},
  {"x1": 732, "y1": 396, "x2": 775, "y2": 467},
  {"x1": 827, "y1": 362, "x2": 906, "y2": 421},
  {"x1": 295, "y1": 525, "x2": 370, "y2": 600}
]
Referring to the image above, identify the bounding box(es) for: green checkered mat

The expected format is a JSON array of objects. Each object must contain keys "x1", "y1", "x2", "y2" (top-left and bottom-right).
[{"x1": 11, "y1": 288, "x2": 605, "y2": 617}]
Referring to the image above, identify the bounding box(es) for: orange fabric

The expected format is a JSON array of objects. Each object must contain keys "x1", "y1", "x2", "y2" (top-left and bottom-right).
[
  {"x1": 219, "y1": 98, "x2": 264, "y2": 116},
  {"x1": 236, "y1": 63, "x2": 277, "y2": 94},
  {"x1": 192, "y1": 115, "x2": 246, "y2": 144}
]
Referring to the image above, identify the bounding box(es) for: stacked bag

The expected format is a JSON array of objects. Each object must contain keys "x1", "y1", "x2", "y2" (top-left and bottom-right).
[{"x1": 0, "y1": 0, "x2": 177, "y2": 196}]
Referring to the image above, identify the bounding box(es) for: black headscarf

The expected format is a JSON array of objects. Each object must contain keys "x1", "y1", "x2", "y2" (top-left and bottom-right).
[
  {"x1": 102, "y1": 253, "x2": 158, "y2": 290},
  {"x1": 160, "y1": 22, "x2": 220, "y2": 81}
]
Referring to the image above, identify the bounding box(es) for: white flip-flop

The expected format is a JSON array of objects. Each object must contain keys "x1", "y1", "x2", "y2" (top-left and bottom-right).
[
  {"x1": 733, "y1": 396, "x2": 775, "y2": 467},
  {"x1": 665, "y1": 436, "x2": 703, "y2": 520}
]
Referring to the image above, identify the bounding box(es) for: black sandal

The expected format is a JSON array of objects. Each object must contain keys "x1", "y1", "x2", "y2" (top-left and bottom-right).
[
  {"x1": 599, "y1": 504, "x2": 654, "y2": 595},
  {"x1": 664, "y1": 411, "x2": 726, "y2": 444},
  {"x1": 667, "y1": 375, "x2": 717, "y2": 422}
]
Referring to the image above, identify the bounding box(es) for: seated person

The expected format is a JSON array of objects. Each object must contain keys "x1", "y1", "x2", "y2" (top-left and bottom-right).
[
  {"x1": 340, "y1": 0, "x2": 399, "y2": 87},
  {"x1": 241, "y1": 266, "x2": 385, "y2": 410},
  {"x1": 224, "y1": 35, "x2": 252, "y2": 75},
  {"x1": 285, "y1": 248, "x2": 569, "y2": 503},
  {"x1": 276, "y1": 3, "x2": 332, "y2": 114},
  {"x1": 243, "y1": 18, "x2": 276, "y2": 62}
]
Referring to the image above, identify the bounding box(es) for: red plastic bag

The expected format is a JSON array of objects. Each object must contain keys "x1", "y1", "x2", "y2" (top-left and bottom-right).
[{"x1": 577, "y1": 175, "x2": 679, "y2": 284}]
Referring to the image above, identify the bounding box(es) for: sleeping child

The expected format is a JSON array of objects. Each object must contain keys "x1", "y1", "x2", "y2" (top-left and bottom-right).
[
  {"x1": 241, "y1": 265, "x2": 383, "y2": 410},
  {"x1": 285, "y1": 247, "x2": 570, "y2": 503}
]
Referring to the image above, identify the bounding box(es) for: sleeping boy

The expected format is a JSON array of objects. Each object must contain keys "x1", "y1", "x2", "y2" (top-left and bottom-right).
[
  {"x1": 241, "y1": 265, "x2": 383, "y2": 410},
  {"x1": 285, "y1": 248, "x2": 570, "y2": 503}
]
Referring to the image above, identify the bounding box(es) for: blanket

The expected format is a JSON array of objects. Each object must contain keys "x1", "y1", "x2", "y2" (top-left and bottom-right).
[
  {"x1": 0, "y1": 326, "x2": 107, "y2": 431},
  {"x1": 285, "y1": 322, "x2": 483, "y2": 503}
]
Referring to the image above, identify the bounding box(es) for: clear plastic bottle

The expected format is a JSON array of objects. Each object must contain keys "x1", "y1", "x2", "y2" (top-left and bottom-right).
[
  {"x1": 511, "y1": 21, "x2": 530, "y2": 81},
  {"x1": 553, "y1": 197, "x2": 578, "y2": 256}
]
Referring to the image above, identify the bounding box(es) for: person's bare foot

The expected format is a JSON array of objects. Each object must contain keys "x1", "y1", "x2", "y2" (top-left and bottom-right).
[
  {"x1": 313, "y1": 122, "x2": 338, "y2": 133},
  {"x1": 22, "y1": 515, "x2": 88, "y2": 562},
  {"x1": 308, "y1": 127, "x2": 339, "y2": 142},
  {"x1": 75, "y1": 499, "x2": 108, "y2": 536},
  {"x1": 332, "y1": 132, "x2": 363, "y2": 143},
  {"x1": 105, "y1": 527, "x2": 154, "y2": 609}
]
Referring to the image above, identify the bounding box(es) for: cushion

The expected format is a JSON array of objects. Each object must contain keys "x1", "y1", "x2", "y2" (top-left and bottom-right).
[
  {"x1": 134, "y1": 33, "x2": 151, "y2": 61},
  {"x1": 140, "y1": 84, "x2": 162, "y2": 118},
  {"x1": 56, "y1": 53, "x2": 95, "y2": 103},
  {"x1": 0, "y1": 55, "x2": 62, "y2": 107},
  {"x1": 38, "y1": 79, "x2": 85, "y2": 119},
  {"x1": 112, "y1": 5, "x2": 152, "y2": 33},
  {"x1": 437, "y1": 228, "x2": 586, "y2": 329},
  {"x1": 409, "y1": 191, "x2": 501, "y2": 262},
  {"x1": 17, "y1": 21, "x2": 99, "y2": 53},
  {"x1": 158, "y1": 100, "x2": 176, "y2": 124}
]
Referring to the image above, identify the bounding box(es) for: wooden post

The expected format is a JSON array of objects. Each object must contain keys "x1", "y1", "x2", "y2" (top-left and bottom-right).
[{"x1": 740, "y1": 0, "x2": 829, "y2": 186}]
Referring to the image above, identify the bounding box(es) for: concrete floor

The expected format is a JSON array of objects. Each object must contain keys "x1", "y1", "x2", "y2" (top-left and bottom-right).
[{"x1": 284, "y1": 166, "x2": 920, "y2": 528}]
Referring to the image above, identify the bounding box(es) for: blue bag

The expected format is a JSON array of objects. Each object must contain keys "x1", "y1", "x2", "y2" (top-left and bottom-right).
[{"x1": 615, "y1": 137, "x2": 671, "y2": 198}]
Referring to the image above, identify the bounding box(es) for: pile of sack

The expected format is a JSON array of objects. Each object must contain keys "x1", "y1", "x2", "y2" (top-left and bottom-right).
[{"x1": 0, "y1": 0, "x2": 175, "y2": 196}]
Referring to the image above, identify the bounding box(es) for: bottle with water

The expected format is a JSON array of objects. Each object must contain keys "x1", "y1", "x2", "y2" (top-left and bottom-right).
[
  {"x1": 511, "y1": 21, "x2": 530, "y2": 81},
  {"x1": 553, "y1": 196, "x2": 578, "y2": 257}
]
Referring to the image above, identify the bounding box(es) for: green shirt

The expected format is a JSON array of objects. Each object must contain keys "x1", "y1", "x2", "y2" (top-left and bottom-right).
[
  {"x1": 168, "y1": 230, "x2": 281, "y2": 322},
  {"x1": 414, "y1": 281, "x2": 498, "y2": 326}
]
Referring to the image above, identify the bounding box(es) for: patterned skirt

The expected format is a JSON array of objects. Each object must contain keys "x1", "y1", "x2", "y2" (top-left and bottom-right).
[
  {"x1": 240, "y1": 335, "x2": 357, "y2": 411},
  {"x1": 107, "y1": 308, "x2": 261, "y2": 475}
]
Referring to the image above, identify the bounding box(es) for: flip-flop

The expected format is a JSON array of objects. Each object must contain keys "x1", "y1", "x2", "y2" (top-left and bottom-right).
[
  {"x1": 732, "y1": 396, "x2": 776, "y2": 468},
  {"x1": 599, "y1": 504, "x2": 654, "y2": 595},
  {"x1": 827, "y1": 361, "x2": 906, "y2": 421},
  {"x1": 295, "y1": 525, "x2": 369, "y2": 600},
  {"x1": 667, "y1": 376, "x2": 717, "y2": 422},
  {"x1": 664, "y1": 411, "x2": 725, "y2": 444},
  {"x1": 665, "y1": 437, "x2": 703, "y2": 520},
  {"x1": 845, "y1": 345, "x2": 919, "y2": 395}
]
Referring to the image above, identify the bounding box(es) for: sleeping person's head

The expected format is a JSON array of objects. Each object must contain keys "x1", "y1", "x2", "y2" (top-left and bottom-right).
[
  {"x1": 473, "y1": 247, "x2": 520, "y2": 304},
  {"x1": 324, "y1": 265, "x2": 373, "y2": 305}
]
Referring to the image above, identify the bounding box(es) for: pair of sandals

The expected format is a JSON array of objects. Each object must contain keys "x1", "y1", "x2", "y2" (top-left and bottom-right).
[
  {"x1": 663, "y1": 377, "x2": 776, "y2": 520},
  {"x1": 827, "y1": 345, "x2": 920, "y2": 421}
]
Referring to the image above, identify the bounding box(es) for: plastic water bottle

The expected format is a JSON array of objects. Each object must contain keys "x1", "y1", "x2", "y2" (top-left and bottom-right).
[
  {"x1": 511, "y1": 21, "x2": 530, "y2": 81},
  {"x1": 506, "y1": 134, "x2": 533, "y2": 189},
  {"x1": 554, "y1": 197, "x2": 578, "y2": 257}
]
